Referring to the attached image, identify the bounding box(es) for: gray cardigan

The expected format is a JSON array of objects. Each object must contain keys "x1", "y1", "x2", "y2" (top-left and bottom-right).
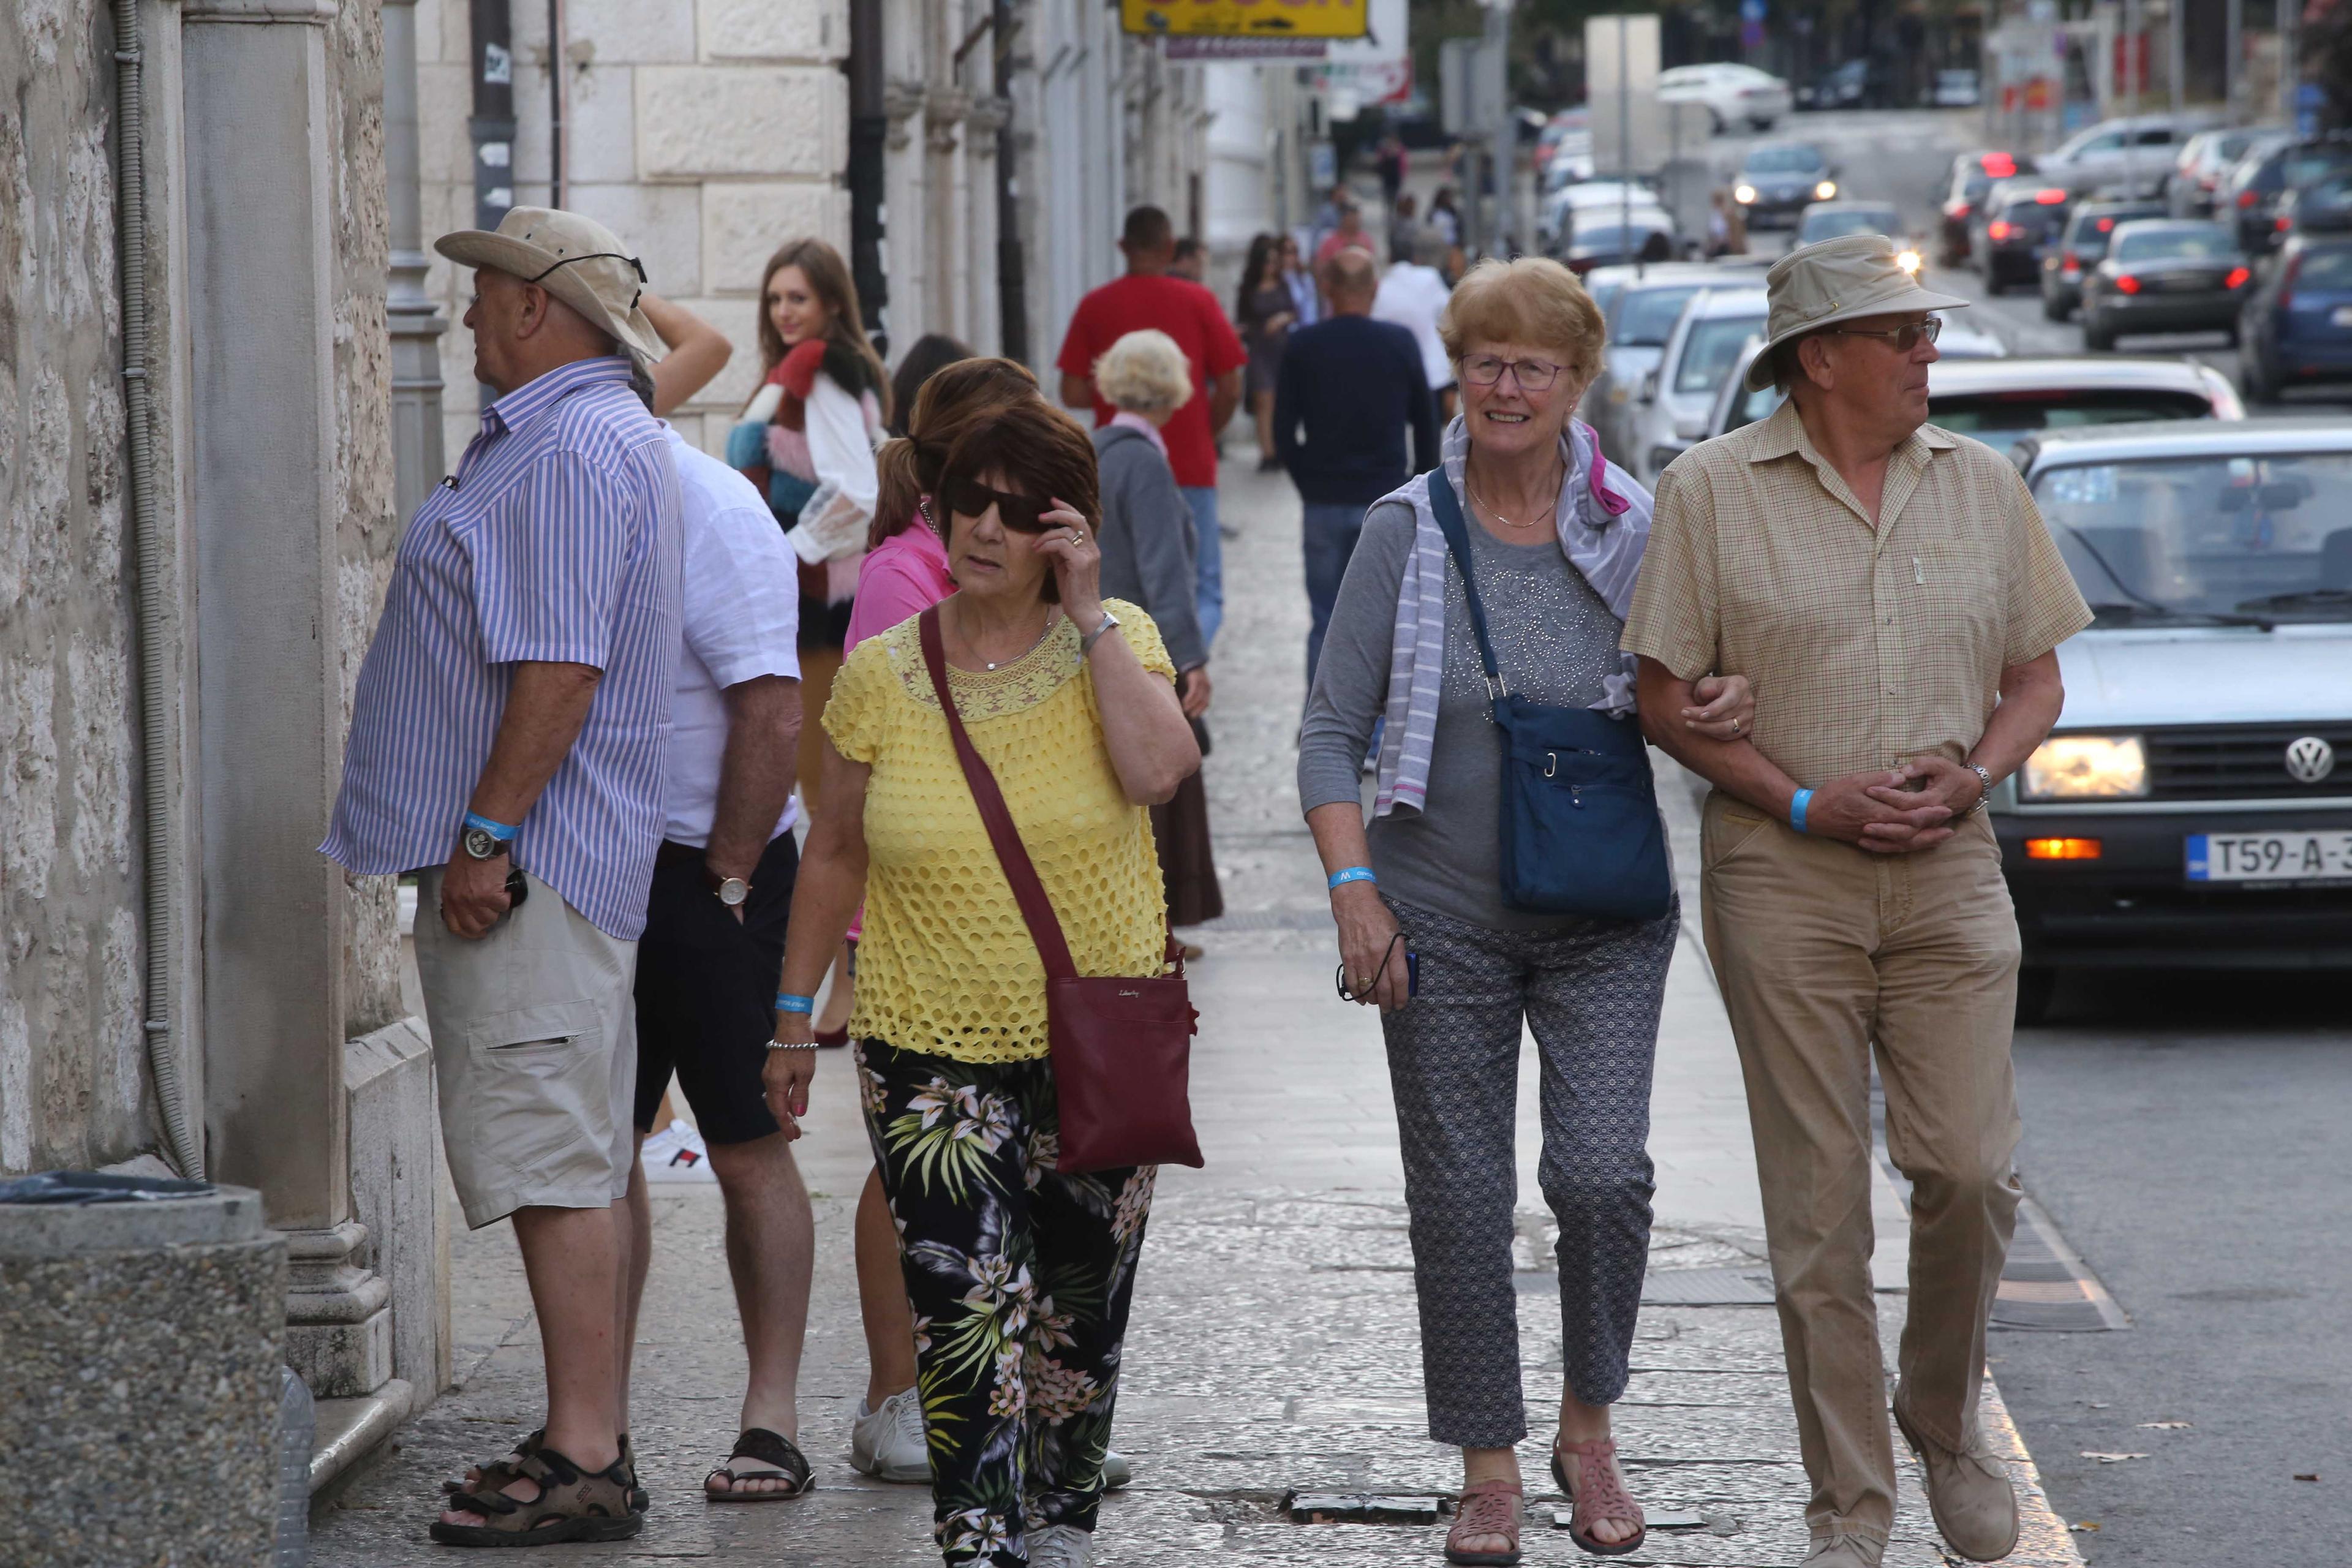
[{"x1": 1091, "y1": 424, "x2": 1208, "y2": 671}]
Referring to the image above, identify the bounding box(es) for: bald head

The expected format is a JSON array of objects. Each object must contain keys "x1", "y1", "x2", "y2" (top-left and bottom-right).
[{"x1": 1325, "y1": 247, "x2": 1379, "y2": 313}]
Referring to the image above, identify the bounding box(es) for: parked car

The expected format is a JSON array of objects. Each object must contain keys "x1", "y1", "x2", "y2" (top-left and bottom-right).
[
  {"x1": 1795, "y1": 200, "x2": 1906, "y2": 248},
  {"x1": 1562, "y1": 213, "x2": 1679, "y2": 274},
  {"x1": 1533, "y1": 108, "x2": 1591, "y2": 179},
  {"x1": 2222, "y1": 132, "x2": 2352, "y2": 254},
  {"x1": 1705, "y1": 320, "x2": 2009, "y2": 442},
  {"x1": 1656, "y1": 62, "x2": 1791, "y2": 134},
  {"x1": 2269, "y1": 170, "x2": 2352, "y2": 244},
  {"x1": 2238, "y1": 227, "x2": 2352, "y2": 401},
  {"x1": 1932, "y1": 69, "x2": 1981, "y2": 108},
  {"x1": 1972, "y1": 182, "x2": 2074, "y2": 291},
  {"x1": 1628, "y1": 284, "x2": 1768, "y2": 485},
  {"x1": 1999, "y1": 420, "x2": 2352, "y2": 1018},
  {"x1": 1923, "y1": 356, "x2": 2244, "y2": 457},
  {"x1": 1733, "y1": 142, "x2": 1838, "y2": 230},
  {"x1": 1937, "y1": 149, "x2": 2030, "y2": 265},
  {"x1": 1580, "y1": 264, "x2": 1721, "y2": 466},
  {"x1": 1539, "y1": 178, "x2": 1662, "y2": 249},
  {"x1": 1800, "y1": 58, "x2": 1888, "y2": 112},
  {"x1": 2032, "y1": 113, "x2": 2211, "y2": 198},
  {"x1": 2171, "y1": 125, "x2": 2281, "y2": 217},
  {"x1": 2042, "y1": 197, "x2": 2168, "y2": 321},
  {"x1": 2079, "y1": 220, "x2": 2252, "y2": 350}
]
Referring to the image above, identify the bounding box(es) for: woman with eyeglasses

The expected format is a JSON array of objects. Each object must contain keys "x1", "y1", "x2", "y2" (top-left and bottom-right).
[
  {"x1": 766, "y1": 397, "x2": 1199, "y2": 1568},
  {"x1": 1297, "y1": 257, "x2": 1754, "y2": 1566}
]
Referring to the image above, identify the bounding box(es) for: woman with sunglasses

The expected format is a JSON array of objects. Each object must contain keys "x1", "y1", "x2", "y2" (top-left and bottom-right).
[
  {"x1": 767, "y1": 398, "x2": 1198, "y2": 1568},
  {"x1": 1297, "y1": 257, "x2": 1754, "y2": 1566}
]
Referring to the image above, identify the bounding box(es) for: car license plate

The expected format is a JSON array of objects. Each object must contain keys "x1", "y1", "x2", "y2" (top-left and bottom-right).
[{"x1": 2185, "y1": 831, "x2": 2352, "y2": 883}]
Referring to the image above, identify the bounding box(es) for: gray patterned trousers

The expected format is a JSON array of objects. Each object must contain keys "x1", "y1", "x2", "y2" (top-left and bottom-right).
[{"x1": 1378, "y1": 894, "x2": 1679, "y2": 1448}]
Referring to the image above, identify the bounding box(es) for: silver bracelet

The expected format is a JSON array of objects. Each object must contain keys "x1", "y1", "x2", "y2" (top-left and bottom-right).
[
  {"x1": 765, "y1": 1038, "x2": 820, "y2": 1052},
  {"x1": 1079, "y1": 609, "x2": 1123, "y2": 658},
  {"x1": 1967, "y1": 762, "x2": 1993, "y2": 815}
]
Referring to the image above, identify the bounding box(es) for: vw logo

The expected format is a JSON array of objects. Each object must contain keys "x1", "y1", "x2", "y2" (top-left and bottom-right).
[{"x1": 2285, "y1": 736, "x2": 2337, "y2": 785}]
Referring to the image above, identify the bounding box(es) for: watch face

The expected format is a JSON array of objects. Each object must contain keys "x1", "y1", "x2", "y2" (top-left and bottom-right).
[
  {"x1": 462, "y1": 826, "x2": 502, "y2": 861},
  {"x1": 718, "y1": 878, "x2": 749, "y2": 907}
]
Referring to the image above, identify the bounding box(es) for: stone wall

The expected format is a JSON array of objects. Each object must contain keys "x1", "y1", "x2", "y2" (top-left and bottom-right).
[
  {"x1": 418, "y1": 0, "x2": 850, "y2": 461},
  {"x1": 0, "y1": 1, "x2": 151, "y2": 1175}
]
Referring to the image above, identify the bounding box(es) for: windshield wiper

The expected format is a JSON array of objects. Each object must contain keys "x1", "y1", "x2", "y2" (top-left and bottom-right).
[
  {"x1": 2234, "y1": 587, "x2": 2352, "y2": 613},
  {"x1": 2087, "y1": 601, "x2": 2277, "y2": 631}
]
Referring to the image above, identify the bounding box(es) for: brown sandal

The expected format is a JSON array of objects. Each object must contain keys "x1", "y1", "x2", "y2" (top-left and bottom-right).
[
  {"x1": 429, "y1": 1447, "x2": 643, "y2": 1547},
  {"x1": 1445, "y1": 1478, "x2": 1524, "y2": 1566},
  {"x1": 1551, "y1": 1436, "x2": 1646, "y2": 1558},
  {"x1": 445, "y1": 1430, "x2": 646, "y2": 1517}
]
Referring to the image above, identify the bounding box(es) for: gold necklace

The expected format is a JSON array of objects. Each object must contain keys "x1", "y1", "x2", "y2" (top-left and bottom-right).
[
  {"x1": 954, "y1": 608, "x2": 1057, "y2": 671},
  {"x1": 1465, "y1": 472, "x2": 1559, "y2": 531}
]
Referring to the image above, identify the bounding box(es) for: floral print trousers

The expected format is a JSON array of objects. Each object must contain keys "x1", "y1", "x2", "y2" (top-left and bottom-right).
[{"x1": 858, "y1": 1039, "x2": 1156, "y2": 1567}]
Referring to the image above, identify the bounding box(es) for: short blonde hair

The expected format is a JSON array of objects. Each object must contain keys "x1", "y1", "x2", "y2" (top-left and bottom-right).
[
  {"x1": 1438, "y1": 257, "x2": 1607, "y2": 383},
  {"x1": 1092, "y1": 329, "x2": 1195, "y2": 415}
]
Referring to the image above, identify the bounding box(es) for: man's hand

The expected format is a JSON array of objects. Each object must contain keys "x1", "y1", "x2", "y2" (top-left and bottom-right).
[
  {"x1": 1864, "y1": 756, "x2": 1981, "y2": 848},
  {"x1": 1807, "y1": 767, "x2": 1956, "y2": 854},
  {"x1": 710, "y1": 858, "x2": 752, "y2": 924},
  {"x1": 440, "y1": 850, "x2": 513, "y2": 939},
  {"x1": 1178, "y1": 665, "x2": 1212, "y2": 719}
]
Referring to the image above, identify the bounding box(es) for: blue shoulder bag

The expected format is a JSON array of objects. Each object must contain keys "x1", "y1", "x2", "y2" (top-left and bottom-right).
[{"x1": 1426, "y1": 472, "x2": 1673, "y2": 921}]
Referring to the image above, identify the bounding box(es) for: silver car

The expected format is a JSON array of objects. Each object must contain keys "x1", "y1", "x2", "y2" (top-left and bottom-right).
[
  {"x1": 1578, "y1": 263, "x2": 1722, "y2": 467},
  {"x1": 1627, "y1": 284, "x2": 1767, "y2": 486}
]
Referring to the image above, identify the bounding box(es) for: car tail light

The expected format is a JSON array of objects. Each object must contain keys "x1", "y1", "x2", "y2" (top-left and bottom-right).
[
  {"x1": 2062, "y1": 250, "x2": 2082, "y2": 271},
  {"x1": 2115, "y1": 274, "x2": 2142, "y2": 294},
  {"x1": 1982, "y1": 153, "x2": 2018, "y2": 177},
  {"x1": 1988, "y1": 220, "x2": 2015, "y2": 241},
  {"x1": 2026, "y1": 838, "x2": 2103, "y2": 861},
  {"x1": 1945, "y1": 199, "x2": 1972, "y2": 219},
  {"x1": 2277, "y1": 214, "x2": 2293, "y2": 232},
  {"x1": 2239, "y1": 189, "x2": 2259, "y2": 208},
  {"x1": 2096, "y1": 216, "x2": 2116, "y2": 232},
  {"x1": 2226, "y1": 265, "x2": 2252, "y2": 288},
  {"x1": 2035, "y1": 187, "x2": 2068, "y2": 205}
]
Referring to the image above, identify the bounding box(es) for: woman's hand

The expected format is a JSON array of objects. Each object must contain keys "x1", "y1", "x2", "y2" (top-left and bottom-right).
[
  {"x1": 1681, "y1": 673, "x2": 1755, "y2": 742},
  {"x1": 1332, "y1": 883, "x2": 1411, "y2": 1014},
  {"x1": 761, "y1": 1019, "x2": 815, "y2": 1141},
  {"x1": 1034, "y1": 500, "x2": 1106, "y2": 631}
]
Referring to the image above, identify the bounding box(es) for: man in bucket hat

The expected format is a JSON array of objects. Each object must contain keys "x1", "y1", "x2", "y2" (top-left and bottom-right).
[
  {"x1": 324, "y1": 206, "x2": 682, "y2": 1545},
  {"x1": 1621, "y1": 235, "x2": 2090, "y2": 1568}
]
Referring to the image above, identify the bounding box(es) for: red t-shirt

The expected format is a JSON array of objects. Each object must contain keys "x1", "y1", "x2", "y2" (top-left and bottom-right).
[{"x1": 1055, "y1": 273, "x2": 1247, "y2": 490}]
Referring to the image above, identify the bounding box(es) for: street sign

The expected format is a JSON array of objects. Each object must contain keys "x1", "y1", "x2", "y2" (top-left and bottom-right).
[
  {"x1": 1586, "y1": 13, "x2": 1664, "y2": 176},
  {"x1": 1120, "y1": 0, "x2": 1370, "y2": 39}
]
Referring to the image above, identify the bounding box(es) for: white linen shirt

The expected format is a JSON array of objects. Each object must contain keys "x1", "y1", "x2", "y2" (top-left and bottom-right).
[
  {"x1": 663, "y1": 424, "x2": 802, "y2": 848},
  {"x1": 1373, "y1": 262, "x2": 1457, "y2": 393}
]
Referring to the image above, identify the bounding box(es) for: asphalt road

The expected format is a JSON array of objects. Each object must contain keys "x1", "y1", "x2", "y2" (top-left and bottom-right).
[{"x1": 1643, "y1": 108, "x2": 2352, "y2": 1563}]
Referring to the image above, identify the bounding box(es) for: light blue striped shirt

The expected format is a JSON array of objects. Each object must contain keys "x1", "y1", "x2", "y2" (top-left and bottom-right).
[{"x1": 322, "y1": 355, "x2": 683, "y2": 939}]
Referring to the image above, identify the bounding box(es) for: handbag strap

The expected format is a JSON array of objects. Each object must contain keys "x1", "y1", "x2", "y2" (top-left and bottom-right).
[
  {"x1": 918, "y1": 606, "x2": 1082, "y2": 983},
  {"x1": 1424, "y1": 471, "x2": 1510, "y2": 710}
]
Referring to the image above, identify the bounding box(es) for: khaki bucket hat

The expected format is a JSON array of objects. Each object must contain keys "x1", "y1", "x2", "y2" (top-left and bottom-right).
[
  {"x1": 435, "y1": 206, "x2": 665, "y2": 363},
  {"x1": 1743, "y1": 233, "x2": 1971, "y2": 390}
]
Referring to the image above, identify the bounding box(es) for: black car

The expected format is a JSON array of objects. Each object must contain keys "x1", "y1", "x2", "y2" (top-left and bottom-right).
[
  {"x1": 2223, "y1": 132, "x2": 2352, "y2": 253},
  {"x1": 1937, "y1": 149, "x2": 2030, "y2": 264},
  {"x1": 1801, "y1": 58, "x2": 1888, "y2": 111},
  {"x1": 2079, "y1": 220, "x2": 2252, "y2": 350},
  {"x1": 1971, "y1": 182, "x2": 2073, "y2": 291},
  {"x1": 2041, "y1": 198, "x2": 2166, "y2": 320},
  {"x1": 1732, "y1": 142, "x2": 1838, "y2": 229},
  {"x1": 2239, "y1": 230, "x2": 2352, "y2": 399}
]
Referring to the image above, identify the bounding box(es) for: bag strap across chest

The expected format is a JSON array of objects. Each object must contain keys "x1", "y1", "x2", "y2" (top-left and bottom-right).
[{"x1": 1425, "y1": 470, "x2": 1512, "y2": 710}]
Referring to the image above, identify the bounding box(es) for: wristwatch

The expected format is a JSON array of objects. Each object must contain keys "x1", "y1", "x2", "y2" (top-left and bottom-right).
[
  {"x1": 705, "y1": 865, "x2": 751, "y2": 908},
  {"x1": 1967, "y1": 763, "x2": 1994, "y2": 815},
  {"x1": 1078, "y1": 609, "x2": 1123, "y2": 658},
  {"x1": 459, "y1": 824, "x2": 509, "y2": 861}
]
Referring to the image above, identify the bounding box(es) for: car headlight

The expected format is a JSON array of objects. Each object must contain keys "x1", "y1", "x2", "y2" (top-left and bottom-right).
[
  {"x1": 1734, "y1": 183, "x2": 1757, "y2": 205},
  {"x1": 1814, "y1": 179, "x2": 1838, "y2": 200},
  {"x1": 1896, "y1": 247, "x2": 1922, "y2": 274},
  {"x1": 2018, "y1": 735, "x2": 2150, "y2": 801}
]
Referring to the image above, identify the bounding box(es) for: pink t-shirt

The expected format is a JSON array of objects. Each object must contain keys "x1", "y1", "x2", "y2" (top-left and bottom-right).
[{"x1": 846, "y1": 518, "x2": 957, "y2": 652}]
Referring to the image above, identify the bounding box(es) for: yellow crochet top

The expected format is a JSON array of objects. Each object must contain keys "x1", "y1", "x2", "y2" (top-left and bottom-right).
[{"x1": 823, "y1": 600, "x2": 1176, "y2": 1063}]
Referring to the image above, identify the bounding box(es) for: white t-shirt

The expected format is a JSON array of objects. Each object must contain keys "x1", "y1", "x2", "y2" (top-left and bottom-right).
[
  {"x1": 1374, "y1": 262, "x2": 1456, "y2": 393},
  {"x1": 662, "y1": 425, "x2": 802, "y2": 848}
]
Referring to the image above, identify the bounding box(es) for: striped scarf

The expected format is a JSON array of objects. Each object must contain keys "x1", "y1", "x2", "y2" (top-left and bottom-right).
[{"x1": 1372, "y1": 415, "x2": 1653, "y2": 819}]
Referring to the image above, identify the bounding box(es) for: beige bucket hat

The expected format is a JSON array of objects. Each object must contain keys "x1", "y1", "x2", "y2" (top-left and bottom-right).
[
  {"x1": 435, "y1": 206, "x2": 665, "y2": 363},
  {"x1": 1742, "y1": 233, "x2": 1971, "y2": 390}
]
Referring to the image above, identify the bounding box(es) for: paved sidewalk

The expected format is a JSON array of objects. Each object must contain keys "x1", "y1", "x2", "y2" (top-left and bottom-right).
[{"x1": 313, "y1": 460, "x2": 2081, "y2": 1566}]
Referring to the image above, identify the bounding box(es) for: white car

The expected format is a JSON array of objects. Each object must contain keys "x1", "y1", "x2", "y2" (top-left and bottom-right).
[
  {"x1": 1577, "y1": 264, "x2": 1722, "y2": 465},
  {"x1": 1539, "y1": 178, "x2": 1662, "y2": 247},
  {"x1": 2032, "y1": 114, "x2": 2214, "y2": 199},
  {"x1": 1627, "y1": 284, "x2": 1768, "y2": 486},
  {"x1": 1657, "y1": 63, "x2": 1792, "y2": 134}
]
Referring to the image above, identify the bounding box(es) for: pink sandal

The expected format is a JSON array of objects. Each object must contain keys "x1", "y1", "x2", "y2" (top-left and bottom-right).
[
  {"x1": 1551, "y1": 1436, "x2": 1647, "y2": 1558},
  {"x1": 1444, "y1": 1478, "x2": 1524, "y2": 1566}
]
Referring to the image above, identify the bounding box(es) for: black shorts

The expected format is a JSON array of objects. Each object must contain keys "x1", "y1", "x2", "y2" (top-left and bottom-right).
[{"x1": 632, "y1": 832, "x2": 799, "y2": 1145}]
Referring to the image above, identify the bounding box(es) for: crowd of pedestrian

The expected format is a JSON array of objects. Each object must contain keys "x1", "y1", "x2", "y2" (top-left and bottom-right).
[{"x1": 325, "y1": 170, "x2": 2086, "y2": 1568}]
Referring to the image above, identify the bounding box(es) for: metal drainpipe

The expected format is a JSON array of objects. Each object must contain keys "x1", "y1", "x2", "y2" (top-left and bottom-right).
[
  {"x1": 111, "y1": 0, "x2": 204, "y2": 1180},
  {"x1": 548, "y1": 0, "x2": 565, "y2": 207},
  {"x1": 846, "y1": 0, "x2": 888, "y2": 349},
  {"x1": 470, "y1": 0, "x2": 518, "y2": 231},
  {"x1": 994, "y1": 0, "x2": 1028, "y2": 366}
]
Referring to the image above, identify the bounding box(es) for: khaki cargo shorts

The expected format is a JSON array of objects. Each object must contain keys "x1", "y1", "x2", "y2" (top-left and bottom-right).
[{"x1": 411, "y1": 867, "x2": 638, "y2": 1230}]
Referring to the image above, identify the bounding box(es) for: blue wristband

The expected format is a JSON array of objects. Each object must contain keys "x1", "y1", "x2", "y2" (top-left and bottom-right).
[
  {"x1": 1328, "y1": 866, "x2": 1378, "y2": 889},
  {"x1": 774, "y1": 993, "x2": 815, "y2": 1015},
  {"x1": 1790, "y1": 788, "x2": 1814, "y2": 834},
  {"x1": 462, "y1": 810, "x2": 518, "y2": 842}
]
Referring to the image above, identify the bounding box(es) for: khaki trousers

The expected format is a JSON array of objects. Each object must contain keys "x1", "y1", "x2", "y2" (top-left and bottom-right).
[{"x1": 1698, "y1": 792, "x2": 2024, "y2": 1549}]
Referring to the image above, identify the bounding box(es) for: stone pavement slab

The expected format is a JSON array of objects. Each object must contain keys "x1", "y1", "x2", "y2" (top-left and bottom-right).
[{"x1": 312, "y1": 458, "x2": 2077, "y2": 1566}]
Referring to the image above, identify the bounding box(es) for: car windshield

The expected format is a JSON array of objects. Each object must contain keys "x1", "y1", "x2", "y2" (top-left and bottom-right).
[
  {"x1": 1799, "y1": 208, "x2": 1900, "y2": 242},
  {"x1": 1575, "y1": 225, "x2": 1669, "y2": 254},
  {"x1": 2294, "y1": 246, "x2": 2352, "y2": 287},
  {"x1": 1583, "y1": 279, "x2": 1626, "y2": 318},
  {"x1": 1744, "y1": 145, "x2": 1823, "y2": 174},
  {"x1": 1930, "y1": 390, "x2": 2213, "y2": 458},
  {"x1": 1674, "y1": 316, "x2": 1766, "y2": 394},
  {"x1": 2034, "y1": 453, "x2": 2352, "y2": 619},
  {"x1": 2281, "y1": 146, "x2": 2352, "y2": 186},
  {"x1": 1613, "y1": 285, "x2": 1704, "y2": 346},
  {"x1": 2114, "y1": 227, "x2": 2235, "y2": 262}
]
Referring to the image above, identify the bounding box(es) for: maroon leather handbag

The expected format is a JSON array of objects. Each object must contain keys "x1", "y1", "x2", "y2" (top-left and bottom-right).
[{"x1": 918, "y1": 607, "x2": 1204, "y2": 1174}]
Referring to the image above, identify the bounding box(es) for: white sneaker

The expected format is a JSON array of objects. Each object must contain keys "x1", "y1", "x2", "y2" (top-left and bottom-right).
[
  {"x1": 640, "y1": 1121, "x2": 717, "y2": 1184},
  {"x1": 1026, "y1": 1523, "x2": 1092, "y2": 1567},
  {"x1": 850, "y1": 1387, "x2": 930, "y2": 1483},
  {"x1": 1099, "y1": 1449, "x2": 1133, "y2": 1490}
]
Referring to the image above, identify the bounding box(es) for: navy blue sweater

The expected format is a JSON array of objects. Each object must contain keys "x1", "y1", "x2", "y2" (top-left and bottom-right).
[{"x1": 1273, "y1": 314, "x2": 1439, "y2": 506}]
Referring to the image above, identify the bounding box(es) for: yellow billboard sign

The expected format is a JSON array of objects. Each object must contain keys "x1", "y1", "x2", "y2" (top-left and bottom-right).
[{"x1": 1121, "y1": 1, "x2": 1370, "y2": 40}]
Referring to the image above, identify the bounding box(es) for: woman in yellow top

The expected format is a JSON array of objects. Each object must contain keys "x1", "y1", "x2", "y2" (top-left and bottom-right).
[{"x1": 766, "y1": 396, "x2": 1199, "y2": 1568}]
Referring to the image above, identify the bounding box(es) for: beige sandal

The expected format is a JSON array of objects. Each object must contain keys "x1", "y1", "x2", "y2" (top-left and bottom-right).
[
  {"x1": 429, "y1": 1447, "x2": 641, "y2": 1547},
  {"x1": 1444, "y1": 1478, "x2": 1523, "y2": 1566}
]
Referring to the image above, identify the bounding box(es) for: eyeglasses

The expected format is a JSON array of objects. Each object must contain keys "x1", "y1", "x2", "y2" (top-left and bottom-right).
[
  {"x1": 940, "y1": 474, "x2": 1055, "y2": 533},
  {"x1": 1459, "y1": 354, "x2": 1566, "y2": 391},
  {"x1": 1830, "y1": 317, "x2": 1942, "y2": 352}
]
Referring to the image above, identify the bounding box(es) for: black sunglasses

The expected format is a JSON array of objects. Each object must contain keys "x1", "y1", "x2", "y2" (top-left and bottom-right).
[{"x1": 940, "y1": 474, "x2": 1055, "y2": 533}]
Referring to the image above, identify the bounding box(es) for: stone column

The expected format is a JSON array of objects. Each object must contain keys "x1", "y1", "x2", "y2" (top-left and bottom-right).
[
  {"x1": 182, "y1": 0, "x2": 393, "y2": 1400},
  {"x1": 385, "y1": 0, "x2": 448, "y2": 519}
]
